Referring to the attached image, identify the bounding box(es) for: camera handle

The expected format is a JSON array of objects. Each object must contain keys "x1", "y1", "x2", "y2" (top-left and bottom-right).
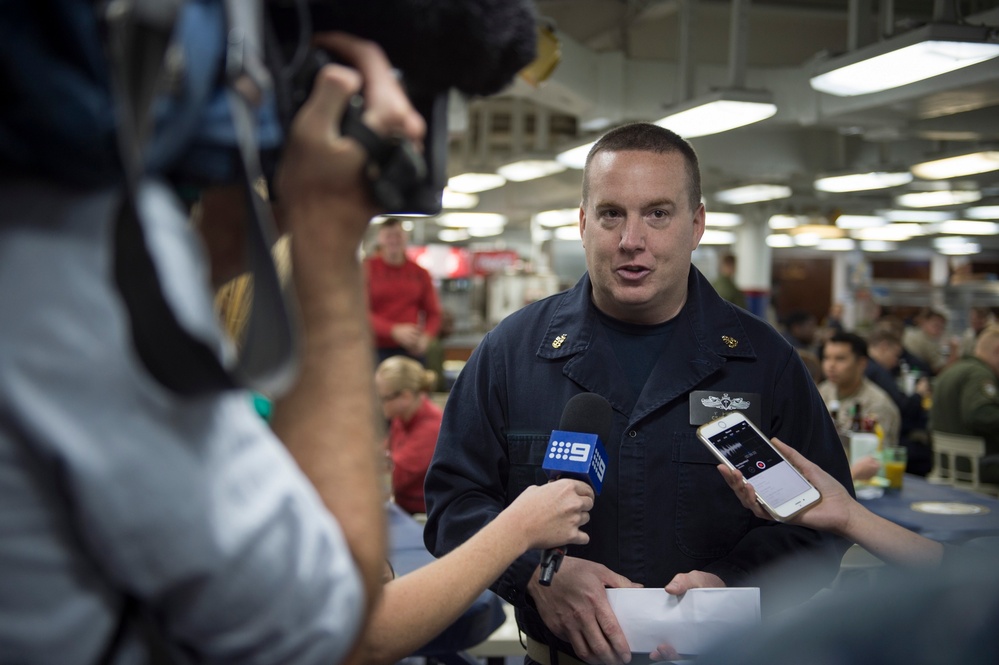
[{"x1": 338, "y1": 95, "x2": 427, "y2": 212}]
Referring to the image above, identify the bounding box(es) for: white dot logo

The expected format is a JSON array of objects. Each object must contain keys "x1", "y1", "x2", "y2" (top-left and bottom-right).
[{"x1": 548, "y1": 440, "x2": 574, "y2": 459}]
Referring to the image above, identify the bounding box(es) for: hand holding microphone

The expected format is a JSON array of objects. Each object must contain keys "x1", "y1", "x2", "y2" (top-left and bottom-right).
[
  {"x1": 505, "y1": 480, "x2": 595, "y2": 552},
  {"x1": 539, "y1": 393, "x2": 613, "y2": 586}
]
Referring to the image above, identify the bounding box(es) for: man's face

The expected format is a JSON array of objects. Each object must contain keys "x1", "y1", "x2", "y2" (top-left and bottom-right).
[
  {"x1": 378, "y1": 224, "x2": 407, "y2": 261},
  {"x1": 375, "y1": 373, "x2": 409, "y2": 420},
  {"x1": 970, "y1": 309, "x2": 988, "y2": 333},
  {"x1": 921, "y1": 315, "x2": 945, "y2": 338},
  {"x1": 793, "y1": 318, "x2": 817, "y2": 345},
  {"x1": 982, "y1": 339, "x2": 999, "y2": 377},
  {"x1": 868, "y1": 340, "x2": 901, "y2": 370},
  {"x1": 579, "y1": 149, "x2": 705, "y2": 325},
  {"x1": 822, "y1": 341, "x2": 866, "y2": 392}
]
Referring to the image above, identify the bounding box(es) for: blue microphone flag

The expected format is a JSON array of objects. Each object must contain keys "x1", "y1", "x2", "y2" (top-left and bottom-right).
[{"x1": 542, "y1": 430, "x2": 608, "y2": 495}]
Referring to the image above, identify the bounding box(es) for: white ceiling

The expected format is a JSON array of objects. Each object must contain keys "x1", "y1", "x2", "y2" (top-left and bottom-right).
[{"x1": 435, "y1": 0, "x2": 999, "y2": 256}]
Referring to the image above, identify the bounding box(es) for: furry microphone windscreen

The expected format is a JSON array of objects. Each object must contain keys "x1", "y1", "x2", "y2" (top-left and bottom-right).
[{"x1": 286, "y1": 0, "x2": 540, "y2": 96}]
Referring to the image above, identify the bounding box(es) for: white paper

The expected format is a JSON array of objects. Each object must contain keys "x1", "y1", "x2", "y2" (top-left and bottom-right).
[
  {"x1": 846, "y1": 432, "x2": 880, "y2": 464},
  {"x1": 606, "y1": 587, "x2": 760, "y2": 655}
]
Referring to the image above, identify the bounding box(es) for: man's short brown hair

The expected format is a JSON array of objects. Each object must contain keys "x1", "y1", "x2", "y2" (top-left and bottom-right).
[{"x1": 582, "y1": 123, "x2": 702, "y2": 211}]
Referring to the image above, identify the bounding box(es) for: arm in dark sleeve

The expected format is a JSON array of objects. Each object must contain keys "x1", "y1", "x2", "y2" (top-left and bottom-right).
[
  {"x1": 423, "y1": 335, "x2": 539, "y2": 606},
  {"x1": 961, "y1": 375, "x2": 999, "y2": 436}
]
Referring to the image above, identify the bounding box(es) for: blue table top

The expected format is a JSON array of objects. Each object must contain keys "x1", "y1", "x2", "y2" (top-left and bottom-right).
[
  {"x1": 858, "y1": 475, "x2": 999, "y2": 543},
  {"x1": 386, "y1": 502, "x2": 506, "y2": 657}
]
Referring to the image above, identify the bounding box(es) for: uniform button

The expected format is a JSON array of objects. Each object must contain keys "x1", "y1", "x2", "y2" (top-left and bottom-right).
[{"x1": 628, "y1": 430, "x2": 637, "y2": 438}]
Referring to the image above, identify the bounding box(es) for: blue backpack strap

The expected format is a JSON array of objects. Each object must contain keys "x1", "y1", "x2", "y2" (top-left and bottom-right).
[{"x1": 106, "y1": 0, "x2": 299, "y2": 397}]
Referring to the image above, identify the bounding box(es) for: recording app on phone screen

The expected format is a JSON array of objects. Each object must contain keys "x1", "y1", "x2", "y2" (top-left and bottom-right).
[{"x1": 707, "y1": 419, "x2": 810, "y2": 507}]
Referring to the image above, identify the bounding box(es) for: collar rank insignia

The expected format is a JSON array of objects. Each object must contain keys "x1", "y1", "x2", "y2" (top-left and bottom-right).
[
  {"x1": 552, "y1": 333, "x2": 568, "y2": 349},
  {"x1": 722, "y1": 335, "x2": 738, "y2": 348}
]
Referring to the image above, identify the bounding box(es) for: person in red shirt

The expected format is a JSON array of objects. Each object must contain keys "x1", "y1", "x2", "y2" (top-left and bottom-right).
[
  {"x1": 366, "y1": 218, "x2": 442, "y2": 363},
  {"x1": 375, "y1": 355, "x2": 443, "y2": 514}
]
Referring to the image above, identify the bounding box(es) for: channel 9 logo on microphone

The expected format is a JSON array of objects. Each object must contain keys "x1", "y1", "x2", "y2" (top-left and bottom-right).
[{"x1": 542, "y1": 431, "x2": 608, "y2": 494}]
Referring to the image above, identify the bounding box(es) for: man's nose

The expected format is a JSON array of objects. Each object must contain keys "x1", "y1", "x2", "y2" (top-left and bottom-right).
[{"x1": 618, "y1": 217, "x2": 645, "y2": 251}]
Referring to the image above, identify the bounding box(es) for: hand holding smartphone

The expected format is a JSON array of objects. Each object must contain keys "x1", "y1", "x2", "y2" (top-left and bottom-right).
[{"x1": 696, "y1": 413, "x2": 821, "y2": 521}]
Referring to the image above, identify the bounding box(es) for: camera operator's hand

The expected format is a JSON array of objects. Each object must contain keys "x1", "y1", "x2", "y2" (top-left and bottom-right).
[
  {"x1": 315, "y1": 33, "x2": 426, "y2": 150},
  {"x1": 275, "y1": 32, "x2": 425, "y2": 250}
]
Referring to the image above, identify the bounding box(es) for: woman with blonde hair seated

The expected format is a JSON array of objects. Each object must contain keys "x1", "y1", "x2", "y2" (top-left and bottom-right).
[{"x1": 375, "y1": 355, "x2": 442, "y2": 514}]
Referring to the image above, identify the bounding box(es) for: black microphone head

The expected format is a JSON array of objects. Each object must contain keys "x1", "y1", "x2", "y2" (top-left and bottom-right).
[{"x1": 559, "y1": 393, "x2": 613, "y2": 443}]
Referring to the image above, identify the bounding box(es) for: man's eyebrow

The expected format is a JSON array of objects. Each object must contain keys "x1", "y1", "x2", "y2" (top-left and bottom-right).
[
  {"x1": 593, "y1": 198, "x2": 676, "y2": 209},
  {"x1": 643, "y1": 198, "x2": 676, "y2": 208}
]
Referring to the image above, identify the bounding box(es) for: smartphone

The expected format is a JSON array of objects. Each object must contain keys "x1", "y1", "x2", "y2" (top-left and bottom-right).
[{"x1": 696, "y1": 413, "x2": 821, "y2": 521}]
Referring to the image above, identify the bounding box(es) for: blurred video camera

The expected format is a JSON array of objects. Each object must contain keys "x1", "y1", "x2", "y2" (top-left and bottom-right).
[
  {"x1": 263, "y1": 0, "x2": 540, "y2": 215},
  {"x1": 274, "y1": 44, "x2": 448, "y2": 216}
]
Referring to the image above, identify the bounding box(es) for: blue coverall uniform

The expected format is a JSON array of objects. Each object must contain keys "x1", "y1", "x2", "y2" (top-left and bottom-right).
[{"x1": 424, "y1": 267, "x2": 854, "y2": 658}]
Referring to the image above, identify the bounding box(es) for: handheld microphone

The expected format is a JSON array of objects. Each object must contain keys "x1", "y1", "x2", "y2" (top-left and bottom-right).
[{"x1": 538, "y1": 393, "x2": 613, "y2": 586}]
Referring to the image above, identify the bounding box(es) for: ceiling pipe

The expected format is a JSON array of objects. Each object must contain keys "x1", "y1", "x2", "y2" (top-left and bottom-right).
[
  {"x1": 879, "y1": 0, "x2": 895, "y2": 38},
  {"x1": 511, "y1": 97, "x2": 526, "y2": 156},
  {"x1": 847, "y1": 0, "x2": 876, "y2": 51},
  {"x1": 934, "y1": 0, "x2": 959, "y2": 23},
  {"x1": 677, "y1": 0, "x2": 696, "y2": 102},
  {"x1": 476, "y1": 105, "x2": 493, "y2": 166},
  {"x1": 727, "y1": 0, "x2": 749, "y2": 88},
  {"x1": 534, "y1": 106, "x2": 550, "y2": 152}
]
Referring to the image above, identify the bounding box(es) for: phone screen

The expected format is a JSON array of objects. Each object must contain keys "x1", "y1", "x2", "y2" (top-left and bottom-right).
[{"x1": 706, "y1": 419, "x2": 811, "y2": 508}]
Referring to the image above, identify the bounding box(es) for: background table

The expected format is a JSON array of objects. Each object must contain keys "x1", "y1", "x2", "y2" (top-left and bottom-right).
[
  {"x1": 858, "y1": 474, "x2": 999, "y2": 543},
  {"x1": 387, "y1": 503, "x2": 506, "y2": 662}
]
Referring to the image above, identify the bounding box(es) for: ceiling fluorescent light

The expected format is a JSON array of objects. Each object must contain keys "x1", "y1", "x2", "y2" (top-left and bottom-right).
[
  {"x1": 467, "y1": 225, "x2": 505, "y2": 238},
  {"x1": 554, "y1": 225, "x2": 582, "y2": 240},
  {"x1": 436, "y1": 212, "x2": 508, "y2": 229},
  {"x1": 768, "y1": 214, "x2": 805, "y2": 229},
  {"x1": 441, "y1": 188, "x2": 479, "y2": 209},
  {"x1": 447, "y1": 173, "x2": 506, "y2": 193},
  {"x1": 437, "y1": 228, "x2": 470, "y2": 243},
  {"x1": 654, "y1": 89, "x2": 777, "y2": 138},
  {"x1": 818, "y1": 238, "x2": 857, "y2": 251},
  {"x1": 497, "y1": 159, "x2": 567, "y2": 182},
  {"x1": 715, "y1": 184, "x2": 792, "y2": 205},
  {"x1": 895, "y1": 190, "x2": 982, "y2": 208},
  {"x1": 860, "y1": 240, "x2": 896, "y2": 252},
  {"x1": 911, "y1": 151, "x2": 999, "y2": 179},
  {"x1": 533, "y1": 208, "x2": 579, "y2": 228},
  {"x1": 766, "y1": 234, "x2": 795, "y2": 248},
  {"x1": 936, "y1": 220, "x2": 999, "y2": 235},
  {"x1": 936, "y1": 241, "x2": 981, "y2": 255},
  {"x1": 835, "y1": 214, "x2": 886, "y2": 229},
  {"x1": 934, "y1": 235, "x2": 971, "y2": 248},
  {"x1": 556, "y1": 141, "x2": 597, "y2": 170},
  {"x1": 965, "y1": 205, "x2": 999, "y2": 219},
  {"x1": 880, "y1": 209, "x2": 954, "y2": 222},
  {"x1": 700, "y1": 230, "x2": 736, "y2": 245},
  {"x1": 705, "y1": 212, "x2": 743, "y2": 227},
  {"x1": 814, "y1": 171, "x2": 912, "y2": 192},
  {"x1": 790, "y1": 224, "x2": 845, "y2": 240},
  {"x1": 850, "y1": 223, "x2": 923, "y2": 241},
  {"x1": 809, "y1": 23, "x2": 999, "y2": 96}
]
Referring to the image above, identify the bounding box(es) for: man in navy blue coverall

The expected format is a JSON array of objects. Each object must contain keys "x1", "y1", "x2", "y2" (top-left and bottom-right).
[{"x1": 423, "y1": 123, "x2": 854, "y2": 665}]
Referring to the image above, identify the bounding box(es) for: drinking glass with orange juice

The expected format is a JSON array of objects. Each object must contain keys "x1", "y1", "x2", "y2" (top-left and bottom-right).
[{"x1": 883, "y1": 446, "x2": 907, "y2": 491}]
